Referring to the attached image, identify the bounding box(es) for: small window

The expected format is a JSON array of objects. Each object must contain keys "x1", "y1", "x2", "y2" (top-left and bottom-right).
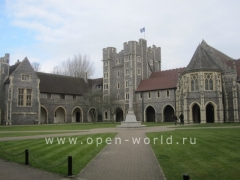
[
  {"x1": 60, "y1": 94, "x2": 65, "y2": 99},
  {"x1": 137, "y1": 56, "x2": 141, "y2": 62},
  {"x1": 104, "y1": 84, "x2": 108, "y2": 90},
  {"x1": 96, "y1": 85, "x2": 102, "y2": 89},
  {"x1": 104, "y1": 72, "x2": 108, "y2": 78},
  {"x1": 148, "y1": 91, "x2": 151, "y2": 99},
  {"x1": 126, "y1": 69, "x2": 129, "y2": 75},
  {"x1": 117, "y1": 82, "x2": 120, "y2": 89},
  {"x1": 137, "y1": 68, "x2": 141, "y2": 75},
  {"x1": 73, "y1": 95, "x2": 76, "y2": 100},
  {"x1": 47, "y1": 93, "x2": 51, "y2": 99},
  {"x1": 104, "y1": 61, "x2": 108, "y2": 66},
  {"x1": 117, "y1": 71, "x2": 120, "y2": 77},
  {"x1": 125, "y1": 81, "x2": 128, "y2": 88},
  {"x1": 157, "y1": 91, "x2": 160, "y2": 98},
  {"x1": 166, "y1": 90, "x2": 170, "y2": 97},
  {"x1": 125, "y1": 93, "x2": 129, "y2": 100},
  {"x1": 21, "y1": 74, "x2": 30, "y2": 81},
  {"x1": 139, "y1": 93, "x2": 142, "y2": 99}
]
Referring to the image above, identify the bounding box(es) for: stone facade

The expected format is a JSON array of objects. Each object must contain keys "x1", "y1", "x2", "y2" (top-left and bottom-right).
[
  {"x1": 102, "y1": 39, "x2": 161, "y2": 122},
  {"x1": 0, "y1": 39, "x2": 239, "y2": 125}
]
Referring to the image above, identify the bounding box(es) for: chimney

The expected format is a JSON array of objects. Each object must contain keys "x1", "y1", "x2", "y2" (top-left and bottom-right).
[{"x1": 84, "y1": 72, "x2": 88, "y2": 83}]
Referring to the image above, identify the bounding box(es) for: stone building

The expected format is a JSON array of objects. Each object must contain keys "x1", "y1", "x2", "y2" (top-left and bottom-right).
[
  {"x1": 0, "y1": 55, "x2": 103, "y2": 125},
  {"x1": 0, "y1": 39, "x2": 239, "y2": 125},
  {"x1": 135, "y1": 40, "x2": 240, "y2": 123},
  {"x1": 102, "y1": 39, "x2": 161, "y2": 122}
]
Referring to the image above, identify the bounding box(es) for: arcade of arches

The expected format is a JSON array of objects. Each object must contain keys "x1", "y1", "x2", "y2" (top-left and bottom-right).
[{"x1": 163, "y1": 105, "x2": 174, "y2": 122}]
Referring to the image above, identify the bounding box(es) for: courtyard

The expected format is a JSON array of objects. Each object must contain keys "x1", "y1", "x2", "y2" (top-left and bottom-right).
[{"x1": 0, "y1": 122, "x2": 240, "y2": 180}]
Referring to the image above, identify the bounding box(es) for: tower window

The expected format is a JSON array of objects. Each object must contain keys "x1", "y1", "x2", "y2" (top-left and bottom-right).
[
  {"x1": 125, "y1": 81, "x2": 129, "y2": 88},
  {"x1": 125, "y1": 93, "x2": 129, "y2": 100},
  {"x1": 126, "y1": 69, "x2": 130, "y2": 75}
]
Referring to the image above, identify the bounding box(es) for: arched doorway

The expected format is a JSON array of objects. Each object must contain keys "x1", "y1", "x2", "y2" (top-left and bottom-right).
[
  {"x1": 192, "y1": 104, "x2": 201, "y2": 123},
  {"x1": 163, "y1": 105, "x2": 174, "y2": 122},
  {"x1": 116, "y1": 108, "x2": 124, "y2": 122},
  {"x1": 146, "y1": 106, "x2": 155, "y2": 122},
  {"x1": 88, "y1": 108, "x2": 96, "y2": 122},
  {"x1": 40, "y1": 106, "x2": 48, "y2": 124},
  {"x1": 206, "y1": 104, "x2": 214, "y2": 123},
  {"x1": 72, "y1": 107, "x2": 82, "y2": 123},
  {"x1": 54, "y1": 107, "x2": 66, "y2": 123}
]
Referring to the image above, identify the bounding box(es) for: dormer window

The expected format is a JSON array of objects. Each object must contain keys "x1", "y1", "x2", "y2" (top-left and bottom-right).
[{"x1": 21, "y1": 74, "x2": 30, "y2": 81}]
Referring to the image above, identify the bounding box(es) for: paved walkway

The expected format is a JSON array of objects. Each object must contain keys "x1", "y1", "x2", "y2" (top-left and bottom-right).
[
  {"x1": 78, "y1": 130, "x2": 166, "y2": 180},
  {"x1": 0, "y1": 125, "x2": 239, "y2": 180}
]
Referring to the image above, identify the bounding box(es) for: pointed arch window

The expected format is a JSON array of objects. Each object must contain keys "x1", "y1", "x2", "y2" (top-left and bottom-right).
[
  {"x1": 205, "y1": 73, "x2": 213, "y2": 90},
  {"x1": 190, "y1": 74, "x2": 199, "y2": 91}
]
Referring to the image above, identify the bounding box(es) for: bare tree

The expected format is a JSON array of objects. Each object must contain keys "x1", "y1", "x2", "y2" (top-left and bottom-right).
[
  {"x1": 51, "y1": 54, "x2": 95, "y2": 78},
  {"x1": 102, "y1": 94, "x2": 120, "y2": 123},
  {"x1": 31, "y1": 62, "x2": 41, "y2": 72},
  {"x1": 83, "y1": 91, "x2": 103, "y2": 124},
  {"x1": 83, "y1": 92, "x2": 119, "y2": 123}
]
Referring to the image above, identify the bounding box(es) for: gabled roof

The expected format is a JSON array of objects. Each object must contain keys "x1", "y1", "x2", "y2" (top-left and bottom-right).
[
  {"x1": 184, "y1": 43, "x2": 222, "y2": 73},
  {"x1": 36, "y1": 72, "x2": 92, "y2": 95},
  {"x1": 136, "y1": 68, "x2": 185, "y2": 92},
  {"x1": 9, "y1": 62, "x2": 21, "y2": 75}
]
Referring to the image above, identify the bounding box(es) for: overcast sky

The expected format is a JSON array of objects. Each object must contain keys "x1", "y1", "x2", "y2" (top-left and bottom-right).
[{"x1": 0, "y1": 0, "x2": 239, "y2": 78}]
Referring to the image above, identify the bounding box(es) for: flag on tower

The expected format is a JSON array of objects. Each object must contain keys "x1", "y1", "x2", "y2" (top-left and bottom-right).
[{"x1": 140, "y1": 27, "x2": 145, "y2": 33}]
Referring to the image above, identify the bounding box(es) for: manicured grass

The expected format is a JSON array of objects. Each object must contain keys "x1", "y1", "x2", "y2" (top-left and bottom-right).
[
  {"x1": 0, "y1": 122, "x2": 174, "y2": 132},
  {"x1": 142, "y1": 122, "x2": 174, "y2": 127},
  {"x1": 173, "y1": 122, "x2": 240, "y2": 128},
  {"x1": 0, "y1": 131, "x2": 83, "y2": 138},
  {"x1": 0, "y1": 123, "x2": 121, "y2": 131},
  {"x1": 147, "y1": 128, "x2": 240, "y2": 180},
  {"x1": 0, "y1": 133, "x2": 117, "y2": 175}
]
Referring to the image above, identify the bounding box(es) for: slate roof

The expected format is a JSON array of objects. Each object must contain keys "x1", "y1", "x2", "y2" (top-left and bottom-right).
[
  {"x1": 36, "y1": 72, "x2": 93, "y2": 95},
  {"x1": 184, "y1": 43, "x2": 222, "y2": 73},
  {"x1": 136, "y1": 68, "x2": 185, "y2": 92}
]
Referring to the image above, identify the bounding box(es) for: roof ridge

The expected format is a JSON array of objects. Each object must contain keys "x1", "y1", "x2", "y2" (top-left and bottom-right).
[{"x1": 36, "y1": 72, "x2": 84, "y2": 80}]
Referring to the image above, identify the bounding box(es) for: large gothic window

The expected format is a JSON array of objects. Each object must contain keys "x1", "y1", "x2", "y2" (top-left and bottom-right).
[
  {"x1": 205, "y1": 73, "x2": 213, "y2": 90},
  {"x1": 190, "y1": 74, "x2": 198, "y2": 91}
]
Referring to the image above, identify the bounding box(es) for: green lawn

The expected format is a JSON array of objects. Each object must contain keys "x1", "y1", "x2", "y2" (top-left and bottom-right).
[
  {"x1": 0, "y1": 133, "x2": 117, "y2": 175},
  {"x1": 0, "y1": 123, "x2": 120, "y2": 131},
  {"x1": 173, "y1": 122, "x2": 240, "y2": 128},
  {"x1": 0, "y1": 131, "x2": 85, "y2": 138},
  {"x1": 147, "y1": 128, "x2": 240, "y2": 180},
  {"x1": 0, "y1": 122, "x2": 174, "y2": 132}
]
